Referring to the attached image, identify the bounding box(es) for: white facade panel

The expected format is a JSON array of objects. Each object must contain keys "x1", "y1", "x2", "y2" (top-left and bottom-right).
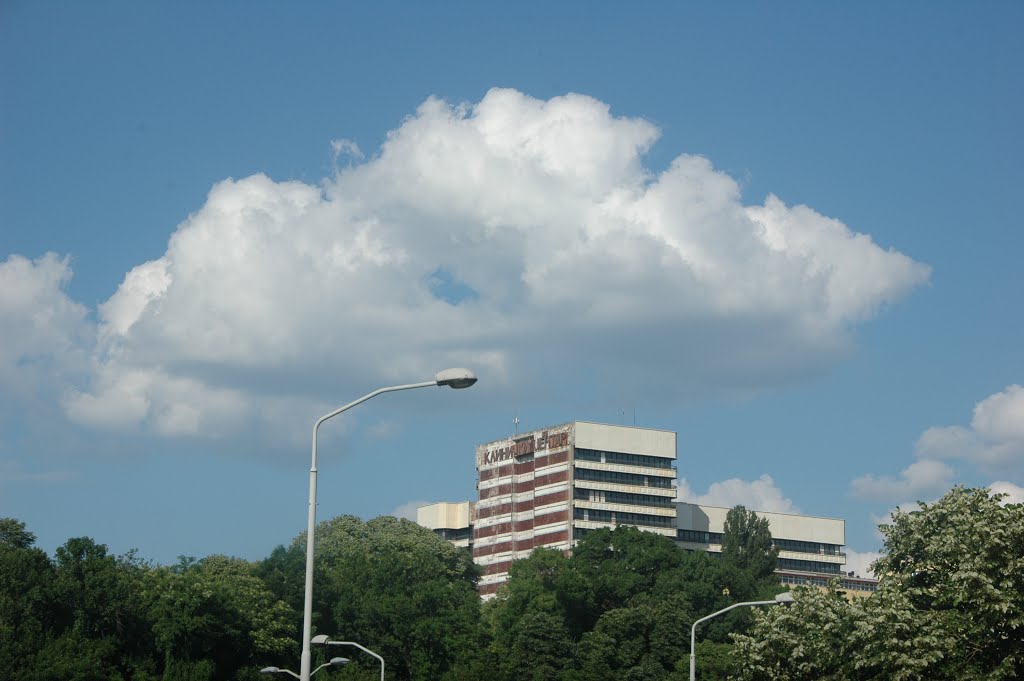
[
  {"x1": 677, "y1": 502, "x2": 845, "y2": 545},
  {"x1": 574, "y1": 421, "x2": 676, "y2": 459},
  {"x1": 416, "y1": 501, "x2": 471, "y2": 530}
]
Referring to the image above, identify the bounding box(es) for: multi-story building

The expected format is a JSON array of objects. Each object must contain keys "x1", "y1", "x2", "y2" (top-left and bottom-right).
[
  {"x1": 415, "y1": 501, "x2": 474, "y2": 549},
  {"x1": 417, "y1": 421, "x2": 878, "y2": 597},
  {"x1": 675, "y1": 502, "x2": 877, "y2": 594},
  {"x1": 473, "y1": 421, "x2": 677, "y2": 596}
]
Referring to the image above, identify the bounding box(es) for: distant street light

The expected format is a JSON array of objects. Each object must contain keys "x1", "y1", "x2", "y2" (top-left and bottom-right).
[
  {"x1": 298, "y1": 369, "x2": 478, "y2": 681},
  {"x1": 262, "y1": 657, "x2": 348, "y2": 678},
  {"x1": 689, "y1": 591, "x2": 794, "y2": 680},
  {"x1": 312, "y1": 635, "x2": 385, "y2": 681}
]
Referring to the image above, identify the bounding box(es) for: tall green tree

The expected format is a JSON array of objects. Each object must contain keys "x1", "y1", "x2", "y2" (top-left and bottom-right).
[
  {"x1": 302, "y1": 515, "x2": 481, "y2": 681},
  {"x1": 571, "y1": 525, "x2": 688, "y2": 611},
  {"x1": 488, "y1": 547, "x2": 594, "y2": 640},
  {"x1": 0, "y1": 519, "x2": 60, "y2": 679},
  {"x1": 144, "y1": 555, "x2": 294, "y2": 680},
  {"x1": 734, "y1": 487, "x2": 1024, "y2": 680},
  {"x1": 721, "y1": 506, "x2": 778, "y2": 580},
  {"x1": 47, "y1": 536, "x2": 157, "y2": 681}
]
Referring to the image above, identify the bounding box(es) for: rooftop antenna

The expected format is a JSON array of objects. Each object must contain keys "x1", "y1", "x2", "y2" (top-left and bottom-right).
[{"x1": 513, "y1": 415, "x2": 520, "y2": 435}]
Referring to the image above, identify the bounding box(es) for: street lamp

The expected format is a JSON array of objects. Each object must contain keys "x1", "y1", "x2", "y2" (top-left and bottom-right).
[
  {"x1": 312, "y1": 635, "x2": 385, "y2": 681},
  {"x1": 262, "y1": 657, "x2": 349, "y2": 678},
  {"x1": 298, "y1": 368, "x2": 478, "y2": 681},
  {"x1": 689, "y1": 591, "x2": 794, "y2": 680}
]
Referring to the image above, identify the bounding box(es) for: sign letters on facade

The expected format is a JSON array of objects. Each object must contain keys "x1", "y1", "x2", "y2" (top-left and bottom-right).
[{"x1": 479, "y1": 429, "x2": 570, "y2": 466}]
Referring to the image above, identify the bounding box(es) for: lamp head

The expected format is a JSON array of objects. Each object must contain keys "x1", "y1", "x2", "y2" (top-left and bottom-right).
[
  {"x1": 774, "y1": 591, "x2": 795, "y2": 605},
  {"x1": 260, "y1": 668, "x2": 280, "y2": 675},
  {"x1": 311, "y1": 634, "x2": 330, "y2": 645},
  {"x1": 435, "y1": 368, "x2": 478, "y2": 389},
  {"x1": 329, "y1": 658, "x2": 350, "y2": 666}
]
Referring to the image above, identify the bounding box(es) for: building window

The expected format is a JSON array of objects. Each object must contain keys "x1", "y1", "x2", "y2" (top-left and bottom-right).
[
  {"x1": 573, "y1": 507, "x2": 673, "y2": 528},
  {"x1": 677, "y1": 530, "x2": 723, "y2": 544},
  {"x1": 777, "y1": 558, "x2": 841, "y2": 574},
  {"x1": 771, "y1": 539, "x2": 843, "y2": 556},
  {"x1": 434, "y1": 527, "x2": 472, "y2": 541},
  {"x1": 574, "y1": 488, "x2": 673, "y2": 507},
  {"x1": 575, "y1": 467, "x2": 674, "y2": 488},
  {"x1": 575, "y1": 448, "x2": 674, "y2": 469}
]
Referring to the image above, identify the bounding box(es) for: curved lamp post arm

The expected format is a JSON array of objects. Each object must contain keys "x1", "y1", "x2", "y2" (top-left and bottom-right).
[
  {"x1": 300, "y1": 369, "x2": 477, "y2": 681},
  {"x1": 329, "y1": 641, "x2": 385, "y2": 681},
  {"x1": 301, "y1": 381, "x2": 433, "y2": 681},
  {"x1": 689, "y1": 599, "x2": 777, "y2": 681}
]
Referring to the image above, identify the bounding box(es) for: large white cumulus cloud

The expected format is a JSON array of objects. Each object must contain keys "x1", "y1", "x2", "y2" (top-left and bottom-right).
[{"x1": 27, "y1": 89, "x2": 928, "y2": 438}]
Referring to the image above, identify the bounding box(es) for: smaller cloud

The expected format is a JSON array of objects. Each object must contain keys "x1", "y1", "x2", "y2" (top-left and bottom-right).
[
  {"x1": 330, "y1": 138, "x2": 363, "y2": 163},
  {"x1": 849, "y1": 459, "x2": 954, "y2": 502},
  {"x1": 990, "y1": 480, "x2": 1024, "y2": 505},
  {"x1": 843, "y1": 548, "x2": 882, "y2": 578},
  {"x1": 390, "y1": 499, "x2": 434, "y2": 521},
  {"x1": 915, "y1": 385, "x2": 1024, "y2": 474},
  {"x1": 0, "y1": 253, "x2": 90, "y2": 390},
  {"x1": 677, "y1": 474, "x2": 799, "y2": 514}
]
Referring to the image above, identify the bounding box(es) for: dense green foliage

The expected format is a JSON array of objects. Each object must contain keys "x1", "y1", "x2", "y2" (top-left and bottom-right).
[
  {"x1": 6, "y1": 489, "x2": 1016, "y2": 679},
  {"x1": 0, "y1": 519, "x2": 293, "y2": 681},
  {"x1": 721, "y1": 505, "x2": 778, "y2": 579},
  {"x1": 475, "y1": 525, "x2": 782, "y2": 681},
  {"x1": 734, "y1": 487, "x2": 1024, "y2": 680},
  {"x1": 0, "y1": 514, "x2": 780, "y2": 680}
]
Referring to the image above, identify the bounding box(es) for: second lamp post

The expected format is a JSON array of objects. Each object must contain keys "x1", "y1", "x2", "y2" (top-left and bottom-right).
[{"x1": 298, "y1": 368, "x2": 478, "y2": 681}]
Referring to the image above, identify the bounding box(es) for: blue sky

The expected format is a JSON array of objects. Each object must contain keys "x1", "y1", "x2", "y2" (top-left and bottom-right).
[{"x1": 2, "y1": 2, "x2": 1021, "y2": 574}]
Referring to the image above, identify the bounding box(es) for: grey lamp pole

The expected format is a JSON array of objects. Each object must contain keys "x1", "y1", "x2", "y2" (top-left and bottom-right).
[
  {"x1": 298, "y1": 369, "x2": 478, "y2": 681},
  {"x1": 312, "y1": 636, "x2": 386, "y2": 681},
  {"x1": 689, "y1": 591, "x2": 794, "y2": 681}
]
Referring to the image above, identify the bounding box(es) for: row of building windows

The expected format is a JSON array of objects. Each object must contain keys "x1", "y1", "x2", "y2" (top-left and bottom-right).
[
  {"x1": 774, "y1": 538, "x2": 841, "y2": 555},
  {"x1": 780, "y1": 573, "x2": 878, "y2": 592},
  {"x1": 678, "y1": 531, "x2": 842, "y2": 558},
  {"x1": 433, "y1": 527, "x2": 472, "y2": 541},
  {"x1": 575, "y1": 448, "x2": 674, "y2": 469},
  {"x1": 573, "y1": 507, "x2": 674, "y2": 528},
  {"x1": 677, "y1": 530, "x2": 724, "y2": 544},
  {"x1": 575, "y1": 467, "x2": 674, "y2": 488},
  {"x1": 573, "y1": 488, "x2": 674, "y2": 507},
  {"x1": 778, "y1": 558, "x2": 841, "y2": 574}
]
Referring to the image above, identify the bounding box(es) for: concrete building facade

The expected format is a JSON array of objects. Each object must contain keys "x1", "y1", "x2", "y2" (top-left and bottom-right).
[
  {"x1": 473, "y1": 421, "x2": 676, "y2": 595},
  {"x1": 416, "y1": 501, "x2": 474, "y2": 549},
  {"x1": 675, "y1": 502, "x2": 876, "y2": 594},
  {"x1": 417, "y1": 421, "x2": 878, "y2": 597}
]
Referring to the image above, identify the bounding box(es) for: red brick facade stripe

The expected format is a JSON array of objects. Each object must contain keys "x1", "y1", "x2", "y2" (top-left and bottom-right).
[
  {"x1": 534, "y1": 469, "x2": 569, "y2": 487},
  {"x1": 479, "y1": 483, "x2": 512, "y2": 500},
  {"x1": 539, "y1": 450, "x2": 569, "y2": 466},
  {"x1": 514, "y1": 459, "x2": 536, "y2": 474},
  {"x1": 527, "y1": 530, "x2": 568, "y2": 552},
  {"x1": 474, "y1": 522, "x2": 513, "y2": 539},
  {"x1": 474, "y1": 540, "x2": 514, "y2": 557},
  {"x1": 482, "y1": 560, "x2": 513, "y2": 576},
  {"x1": 475, "y1": 502, "x2": 512, "y2": 519},
  {"x1": 472, "y1": 529, "x2": 571, "y2": 559},
  {"x1": 478, "y1": 465, "x2": 512, "y2": 482}
]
